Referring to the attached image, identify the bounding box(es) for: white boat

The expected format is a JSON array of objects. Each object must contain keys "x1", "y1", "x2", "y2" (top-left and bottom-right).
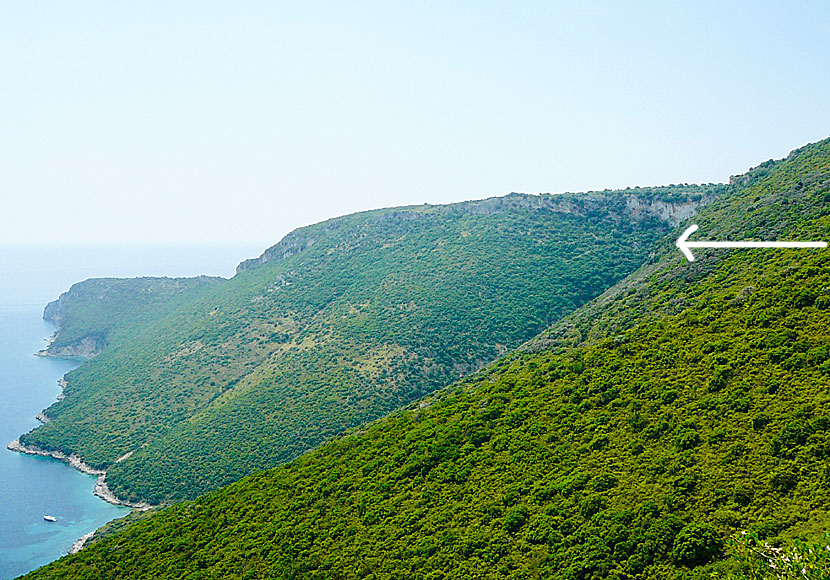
[{"x1": 43, "y1": 515, "x2": 57, "y2": 522}]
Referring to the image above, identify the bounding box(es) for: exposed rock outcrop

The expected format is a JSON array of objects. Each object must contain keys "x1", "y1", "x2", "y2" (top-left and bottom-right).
[
  {"x1": 237, "y1": 190, "x2": 717, "y2": 273},
  {"x1": 37, "y1": 334, "x2": 107, "y2": 359},
  {"x1": 7, "y1": 439, "x2": 104, "y2": 476},
  {"x1": 69, "y1": 532, "x2": 95, "y2": 554}
]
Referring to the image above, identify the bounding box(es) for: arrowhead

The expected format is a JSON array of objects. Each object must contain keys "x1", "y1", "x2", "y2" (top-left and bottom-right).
[{"x1": 676, "y1": 224, "x2": 699, "y2": 262}]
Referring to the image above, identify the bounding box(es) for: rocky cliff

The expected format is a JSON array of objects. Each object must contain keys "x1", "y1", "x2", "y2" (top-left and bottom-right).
[{"x1": 237, "y1": 189, "x2": 716, "y2": 274}]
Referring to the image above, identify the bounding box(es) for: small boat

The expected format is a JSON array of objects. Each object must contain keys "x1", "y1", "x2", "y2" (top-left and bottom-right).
[{"x1": 43, "y1": 515, "x2": 57, "y2": 522}]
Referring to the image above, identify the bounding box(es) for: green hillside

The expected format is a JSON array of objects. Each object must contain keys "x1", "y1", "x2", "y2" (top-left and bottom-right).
[
  {"x1": 23, "y1": 141, "x2": 830, "y2": 579},
  {"x1": 19, "y1": 189, "x2": 709, "y2": 503},
  {"x1": 40, "y1": 276, "x2": 223, "y2": 359}
]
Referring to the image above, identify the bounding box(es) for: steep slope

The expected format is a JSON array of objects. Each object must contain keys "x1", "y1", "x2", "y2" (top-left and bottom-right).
[
  {"x1": 18, "y1": 189, "x2": 712, "y2": 503},
  {"x1": 39, "y1": 276, "x2": 223, "y2": 359},
  {"x1": 23, "y1": 139, "x2": 830, "y2": 579}
]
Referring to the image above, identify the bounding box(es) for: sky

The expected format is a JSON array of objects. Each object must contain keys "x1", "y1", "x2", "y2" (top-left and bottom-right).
[{"x1": 1, "y1": 1, "x2": 829, "y2": 247}]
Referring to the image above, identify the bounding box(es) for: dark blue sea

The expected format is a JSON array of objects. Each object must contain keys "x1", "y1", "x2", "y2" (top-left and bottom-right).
[{"x1": 0, "y1": 244, "x2": 263, "y2": 578}]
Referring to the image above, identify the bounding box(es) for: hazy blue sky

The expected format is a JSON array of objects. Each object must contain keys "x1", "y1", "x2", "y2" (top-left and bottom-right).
[{"x1": 2, "y1": 1, "x2": 829, "y2": 246}]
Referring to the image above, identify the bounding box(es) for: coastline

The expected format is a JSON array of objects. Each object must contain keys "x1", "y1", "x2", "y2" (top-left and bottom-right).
[
  {"x1": 69, "y1": 531, "x2": 95, "y2": 555},
  {"x1": 6, "y1": 439, "x2": 154, "y2": 511},
  {"x1": 36, "y1": 339, "x2": 101, "y2": 361},
  {"x1": 6, "y1": 439, "x2": 104, "y2": 476},
  {"x1": 6, "y1": 325, "x2": 155, "y2": 558}
]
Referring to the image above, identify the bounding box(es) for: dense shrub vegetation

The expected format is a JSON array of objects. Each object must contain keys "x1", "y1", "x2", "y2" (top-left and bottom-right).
[
  {"x1": 20, "y1": 189, "x2": 710, "y2": 502},
  {"x1": 42, "y1": 276, "x2": 223, "y2": 357},
  {"x1": 22, "y1": 140, "x2": 830, "y2": 579}
]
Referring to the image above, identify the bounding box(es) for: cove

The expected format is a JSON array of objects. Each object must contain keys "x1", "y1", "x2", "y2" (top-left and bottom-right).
[{"x1": 0, "y1": 305, "x2": 128, "y2": 579}]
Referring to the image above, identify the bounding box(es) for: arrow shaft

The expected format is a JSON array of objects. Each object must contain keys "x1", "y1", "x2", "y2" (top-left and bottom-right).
[{"x1": 675, "y1": 225, "x2": 828, "y2": 262}]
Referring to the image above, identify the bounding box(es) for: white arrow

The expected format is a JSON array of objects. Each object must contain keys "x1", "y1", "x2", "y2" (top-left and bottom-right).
[{"x1": 676, "y1": 224, "x2": 827, "y2": 262}]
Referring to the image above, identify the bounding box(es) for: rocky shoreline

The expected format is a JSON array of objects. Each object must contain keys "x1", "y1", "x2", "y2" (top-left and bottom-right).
[
  {"x1": 69, "y1": 531, "x2": 95, "y2": 554},
  {"x1": 9, "y1": 330, "x2": 154, "y2": 557},
  {"x1": 6, "y1": 439, "x2": 154, "y2": 511},
  {"x1": 35, "y1": 337, "x2": 102, "y2": 360},
  {"x1": 7, "y1": 439, "x2": 104, "y2": 476},
  {"x1": 93, "y1": 476, "x2": 153, "y2": 510}
]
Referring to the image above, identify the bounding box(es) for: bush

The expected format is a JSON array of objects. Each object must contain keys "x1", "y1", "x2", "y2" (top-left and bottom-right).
[
  {"x1": 675, "y1": 429, "x2": 702, "y2": 451},
  {"x1": 732, "y1": 483, "x2": 754, "y2": 506},
  {"x1": 769, "y1": 466, "x2": 799, "y2": 492},
  {"x1": 671, "y1": 522, "x2": 724, "y2": 567},
  {"x1": 709, "y1": 366, "x2": 732, "y2": 392},
  {"x1": 504, "y1": 505, "x2": 529, "y2": 533}
]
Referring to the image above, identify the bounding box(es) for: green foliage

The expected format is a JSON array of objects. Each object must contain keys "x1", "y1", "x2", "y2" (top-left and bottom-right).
[
  {"x1": 21, "y1": 188, "x2": 711, "y2": 502},
  {"x1": 671, "y1": 523, "x2": 723, "y2": 566},
  {"x1": 21, "y1": 138, "x2": 830, "y2": 579},
  {"x1": 724, "y1": 533, "x2": 830, "y2": 579},
  {"x1": 42, "y1": 276, "x2": 222, "y2": 356}
]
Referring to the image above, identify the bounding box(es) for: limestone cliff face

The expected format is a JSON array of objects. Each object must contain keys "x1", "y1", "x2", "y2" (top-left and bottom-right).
[
  {"x1": 236, "y1": 227, "x2": 323, "y2": 273},
  {"x1": 42, "y1": 293, "x2": 68, "y2": 326},
  {"x1": 236, "y1": 189, "x2": 718, "y2": 274},
  {"x1": 457, "y1": 191, "x2": 712, "y2": 224},
  {"x1": 40, "y1": 294, "x2": 107, "y2": 358},
  {"x1": 622, "y1": 196, "x2": 703, "y2": 225}
]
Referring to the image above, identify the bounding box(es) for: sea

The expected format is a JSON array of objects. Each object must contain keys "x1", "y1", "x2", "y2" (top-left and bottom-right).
[{"x1": 0, "y1": 244, "x2": 264, "y2": 579}]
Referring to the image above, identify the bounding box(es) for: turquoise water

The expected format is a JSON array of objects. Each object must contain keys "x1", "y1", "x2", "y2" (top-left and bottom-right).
[
  {"x1": 0, "y1": 305, "x2": 128, "y2": 579},
  {"x1": 0, "y1": 244, "x2": 264, "y2": 578}
]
